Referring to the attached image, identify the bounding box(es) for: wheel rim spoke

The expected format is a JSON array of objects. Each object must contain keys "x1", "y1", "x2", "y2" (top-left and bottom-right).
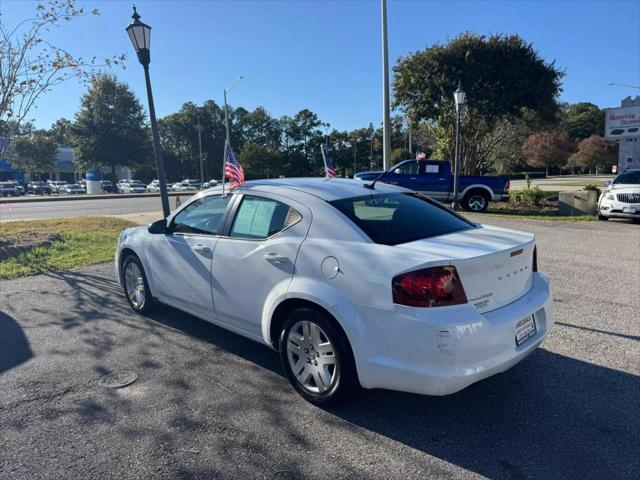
[
  {"x1": 125, "y1": 263, "x2": 145, "y2": 308},
  {"x1": 286, "y1": 320, "x2": 337, "y2": 395}
]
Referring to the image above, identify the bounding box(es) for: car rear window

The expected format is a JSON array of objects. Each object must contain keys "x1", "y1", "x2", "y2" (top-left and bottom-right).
[{"x1": 330, "y1": 193, "x2": 474, "y2": 245}]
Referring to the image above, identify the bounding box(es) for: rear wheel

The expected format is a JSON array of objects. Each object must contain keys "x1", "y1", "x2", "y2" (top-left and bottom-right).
[
  {"x1": 279, "y1": 308, "x2": 359, "y2": 406},
  {"x1": 462, "y1": 190, "x2": 490, "y2": 212},
  {"x1": 122, "y1": 254, "x2": 154, "y2": 313}
]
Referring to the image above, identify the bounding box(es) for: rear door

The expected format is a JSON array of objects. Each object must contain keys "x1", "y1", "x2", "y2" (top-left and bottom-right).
[
  {"x1": 419, "y1": 162, "x2": 450, "y2": 200},
  {"x1": 210, "y1": 192, "x2": 311, "y2": 336}
]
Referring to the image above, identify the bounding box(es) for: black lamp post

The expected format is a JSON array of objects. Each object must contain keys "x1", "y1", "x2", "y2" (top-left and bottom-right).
[
  {"x1": 126, "y1": 6, "x2": 170, "y2": 218},
  {"x1": 451, "y1": 84, "x2": 466, "y2": 211}
]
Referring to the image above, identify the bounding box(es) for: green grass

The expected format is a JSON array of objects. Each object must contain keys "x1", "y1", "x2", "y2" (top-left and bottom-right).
[
  {"x1": 468, "y1": 211, "x2": 597, "y2": 222},
  {"x1": 541, "y1": 181, "x2": 606, "y2": 187},
  {"x1": 0, "y1": 217, "x2": 136, "y2": 279}
]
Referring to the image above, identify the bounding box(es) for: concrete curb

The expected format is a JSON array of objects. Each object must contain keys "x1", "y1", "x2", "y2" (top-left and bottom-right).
[{"x1": 0, "y1": 191, "x2": 187, "y2": 204}]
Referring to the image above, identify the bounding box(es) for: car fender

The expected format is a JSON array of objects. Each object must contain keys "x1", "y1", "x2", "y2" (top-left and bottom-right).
[
  {"x1": 262, "y1": 277, "x2": 365, "y2": 360},
  {"x1": 460, "y1": 184, "x2": 494, "y2": 200},
  {"x1": 116, "y1": 227, "x2": 154, "y2": 289}
]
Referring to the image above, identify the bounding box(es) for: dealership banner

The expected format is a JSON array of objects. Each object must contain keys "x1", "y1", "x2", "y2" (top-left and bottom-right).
[{"x1": 605, "y1": 106, "x2": 640, "y2": 139}]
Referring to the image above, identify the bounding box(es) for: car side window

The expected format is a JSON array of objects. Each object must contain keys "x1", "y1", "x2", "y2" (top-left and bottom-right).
[
  {"x1": 171, "y1": 195, "x2": 231, "y2": 235},
  {"x1": 230, "y1": 195, "x2": 301, "y2": 239},
  {"x1": 395, "y1": 161, "x2": 419, "y2": 175},
  {"x1": 424, "y1": 163, "x2": 439, "y2": 174}
]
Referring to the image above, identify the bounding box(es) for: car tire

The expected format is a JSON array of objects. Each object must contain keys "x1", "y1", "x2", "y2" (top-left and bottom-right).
[
  {"x1": 121, "y1": 254, "x2": 154, "y2": 314},
  {"x1": 598, "y1": 214, "x2": 609, "y2": 221},
  {"x1": 462, "y1": 190, "x2": 490, "y2": 212},
  {"x1": 279, "y1": 308, "x2": 360, "y2": 406}
]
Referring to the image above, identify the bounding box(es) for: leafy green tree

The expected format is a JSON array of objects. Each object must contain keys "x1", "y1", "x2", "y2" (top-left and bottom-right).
[
  {"x1": 11, "y1": 131, "x2": 58, "y2": 179},
  {"x1": 393, "y1": 33, "x2": 563, "y2": 173},
  {"x1": 522, "y1": 129, "x2": 574, "y2": 175},
  {"x1": 50, "y1": 118, "x2": 73, "y2": 146},
  {"x1": 561, "y1": 102, "x2": 605, "y2": 141},
  {"x1": 72, "y1": 75, "x2": 152, "y2": 181},
  {"x1": 239, "y1": 143, "x2": 282, "y2": 179}
]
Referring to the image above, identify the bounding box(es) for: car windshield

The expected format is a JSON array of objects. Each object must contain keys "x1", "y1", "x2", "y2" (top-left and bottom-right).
[
  {"x1": 613, "y1": 170, "x2": 640, "y2": 185},
  {"x1": 329, "y1": 192, "x2": 474, "y2": 246}
]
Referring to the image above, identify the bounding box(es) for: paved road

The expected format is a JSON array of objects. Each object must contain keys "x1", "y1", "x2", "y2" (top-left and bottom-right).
[
  {"x1": 0, "y1": 195, "x2": 181, "y2": 221},
  {"x1": 0, "y1": 176, "x2": 616, "y2": 221},
  {"x1": 1, "y1": 217, "x2": 638, "y2": 479},
  {"x1": 511, "y1": 175, "x2": 613, "y2": 192}
]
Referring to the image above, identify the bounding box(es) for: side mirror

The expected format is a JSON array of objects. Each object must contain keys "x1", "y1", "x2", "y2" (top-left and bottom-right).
[
  {"x1": 393, "y1": 169, "x2": 401, "y2": 174},
  {"x1": 148, "y1": 218, "x2": 167, "y2": 234},
  {"x1": 603, "y1": 180, "x2": 612, "y2": 187}
]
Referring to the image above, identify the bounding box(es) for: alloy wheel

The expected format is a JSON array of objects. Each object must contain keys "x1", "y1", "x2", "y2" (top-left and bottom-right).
[
  {"x1": 286, "y1": 320, "x2": 337, "y2": 394},
  {"x1": 468, "y1": 194, "x2": 487, "y2": 211},
  {"x1": 124, "y1": 261, "x2": 146, "y2": 309}
]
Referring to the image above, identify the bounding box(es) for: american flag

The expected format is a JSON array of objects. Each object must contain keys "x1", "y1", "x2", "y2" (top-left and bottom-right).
[
  {"x1": 224, "y1": 141, "x2": 245, "y2": 189},
  {"x1": 321, "y1": 144, "x2": 336, "y2": 178},
  {"x1": 416, "y1": 151, "x2": 426, "y2": 160}
]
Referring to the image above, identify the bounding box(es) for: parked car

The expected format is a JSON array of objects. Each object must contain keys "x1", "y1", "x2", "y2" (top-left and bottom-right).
[
  {"x1": 62, "y1": 183, "x2": 85, "y2": 194},
  {"x1": 4, "y1": 181, "x2": 25, "y2": 196},
  {"x1": 27, "y1": 181, "x2": 51, "y2": 195},
  {"x1": 47, "y1": 180, "x2": 68, "y2": 194},
  {"x1": 202, "y1": 179, "x2": 219, "y2": 189},
  {"x1": 115, "y1": 178, "x2": 554, "y2": 405},
  {"x1": 101, "y1": 180, "x2": 116, "y2": 193},
  {"x1": 173, "y1": 179, "x2": 201, "y2": 192},
  {"x1": 355, "y1": 160, "x2": 510, "y2": 212},
  {"x1": 146, "y1": 180, "x2": 160, "y2": 193},
  {"x1": 598, "y1": 169, "x2": 640, "y2": 221},
  {"x1": 118, "y1": 179, "x2": 147, "y2": 193},
  {"x1": 0, "y1": 182, "x2": 19, "y2": 197}
]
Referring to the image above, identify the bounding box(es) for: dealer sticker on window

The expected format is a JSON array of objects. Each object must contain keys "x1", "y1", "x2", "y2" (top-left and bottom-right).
[{"x1": 515, "y1": 315, "x2": 536, "y2": 346}]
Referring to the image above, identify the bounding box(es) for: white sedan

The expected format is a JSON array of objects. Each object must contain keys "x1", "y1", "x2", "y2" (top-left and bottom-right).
[
  {"x1": 115, "y1": 178, "x2": 554, "y2": 405},
  {"x1": 598, "y1": 169, "x2": 640, "y2": 221}
]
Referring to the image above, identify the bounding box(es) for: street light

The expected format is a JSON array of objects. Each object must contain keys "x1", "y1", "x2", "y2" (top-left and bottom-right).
[
  {"x1": 608, "y1": 82, "x2": 640, "y2": 90},
  {"x1": 222, "y1": 75, "x2": 243, "y2": 195},
  {"x1": 353, "y1": 138, "x2": 361, "y2": 177},
  {"x1": 126, "y1": 6, "x2": 170, "y2": 218},
  {"x1": 452, "y1": 84, "x2": 466, "y2": 211}
]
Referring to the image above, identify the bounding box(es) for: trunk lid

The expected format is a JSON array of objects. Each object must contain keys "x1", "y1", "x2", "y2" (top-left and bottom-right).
[{"x1": 396, "y1": 225, "x2": 535, "y2": 313}]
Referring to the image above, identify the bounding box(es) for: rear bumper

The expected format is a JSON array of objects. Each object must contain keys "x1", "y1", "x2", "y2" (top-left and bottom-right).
[
  {"x1": 352, "y1": 272, "x2": 554, "y2": 396},
  {"x1": 493, "y1": 193, "x2": 510, "y2": 202}
]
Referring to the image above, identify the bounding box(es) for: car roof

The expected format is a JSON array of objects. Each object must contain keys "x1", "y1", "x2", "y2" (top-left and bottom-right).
[{"x1": 234, "y1": 177, "x2": 407, "y2": 201}]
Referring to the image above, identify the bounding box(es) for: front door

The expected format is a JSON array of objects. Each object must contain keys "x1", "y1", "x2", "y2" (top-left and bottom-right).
[
  {"x1": 147, "y1": 194, "x2": 232, "y2": 318},
  {"x1": 211, "y1": 193, "x2": 311, "y2": 336}
]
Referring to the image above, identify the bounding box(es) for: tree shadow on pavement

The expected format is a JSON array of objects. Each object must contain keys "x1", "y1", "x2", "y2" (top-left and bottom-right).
[
  {"x1": 0, "y1": 311, "x2": 33, "y2": 374},
  {"x1": 140, "y1": 304, "x2": 640, "y2": 479}
]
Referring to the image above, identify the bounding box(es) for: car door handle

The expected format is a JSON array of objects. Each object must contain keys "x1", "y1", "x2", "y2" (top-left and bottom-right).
[
  {"x1": 263, "y1": 253, "x2": 289, "y2": 263},
  {"x1": 192, "y1": 244, "x2": 212, "y2": 254}
]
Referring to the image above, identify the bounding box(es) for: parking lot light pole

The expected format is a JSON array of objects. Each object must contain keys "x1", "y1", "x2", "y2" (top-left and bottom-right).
[
  {"x1": 126, "y1": 6, "x2": 170, "y2": 218},
  {"x1": 452, "y1": 85, "x2": 465, "y2": 211},
  {"x1": 222, "y1": 75, "x2": 243, "y2": 196}
]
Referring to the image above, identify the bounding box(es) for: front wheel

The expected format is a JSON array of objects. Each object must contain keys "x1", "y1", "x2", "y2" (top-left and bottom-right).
[
  {"x1": 279, "y1": 308, "x2": 359, "y2": 406},
  {"x1": 122, "y1": 254, "x2": 154, "y2": 313},
  {"x1": 462, "y1": 191, "x2": 490, "y2": 212}
]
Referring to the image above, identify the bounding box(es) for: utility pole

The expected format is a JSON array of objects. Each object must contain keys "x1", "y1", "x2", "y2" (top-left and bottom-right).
[
  {"x1": 381, "y1": 0, "x2": 392, "y2": 170},
  {"x1": 196, "y1": 111, "x2": 204, "y2": 185}
]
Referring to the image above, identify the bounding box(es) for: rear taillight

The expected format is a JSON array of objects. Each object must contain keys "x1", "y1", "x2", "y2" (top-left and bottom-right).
[
  {"x1": 533, "y1": 246, "x2": 538, "y2": 272},
  {"x1": 504, "y1": 180, "x2": 511, "y2": 192},
  {"x1": 392, "y1": 266, "x2": 468, "y2": 308}
]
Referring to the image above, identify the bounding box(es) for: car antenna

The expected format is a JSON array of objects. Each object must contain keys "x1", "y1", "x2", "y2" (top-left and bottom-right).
[{"x1": 363, "y1": 165, "x2": 394, "y2": 190}]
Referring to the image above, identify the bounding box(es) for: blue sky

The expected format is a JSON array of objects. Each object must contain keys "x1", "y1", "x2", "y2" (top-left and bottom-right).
[{"x1": 3, "y1": 0, "x2": 640, "y2": 131}]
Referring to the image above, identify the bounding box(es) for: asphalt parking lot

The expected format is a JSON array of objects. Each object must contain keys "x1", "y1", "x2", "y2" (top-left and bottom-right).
[{"x1": 1, "y1": 216, "x2": 638, "y2": 479}]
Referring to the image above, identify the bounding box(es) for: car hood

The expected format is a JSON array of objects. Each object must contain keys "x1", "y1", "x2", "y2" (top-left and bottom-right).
[{"x1": 608, "y1": 184, "x2": 640, "y2": 192}]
